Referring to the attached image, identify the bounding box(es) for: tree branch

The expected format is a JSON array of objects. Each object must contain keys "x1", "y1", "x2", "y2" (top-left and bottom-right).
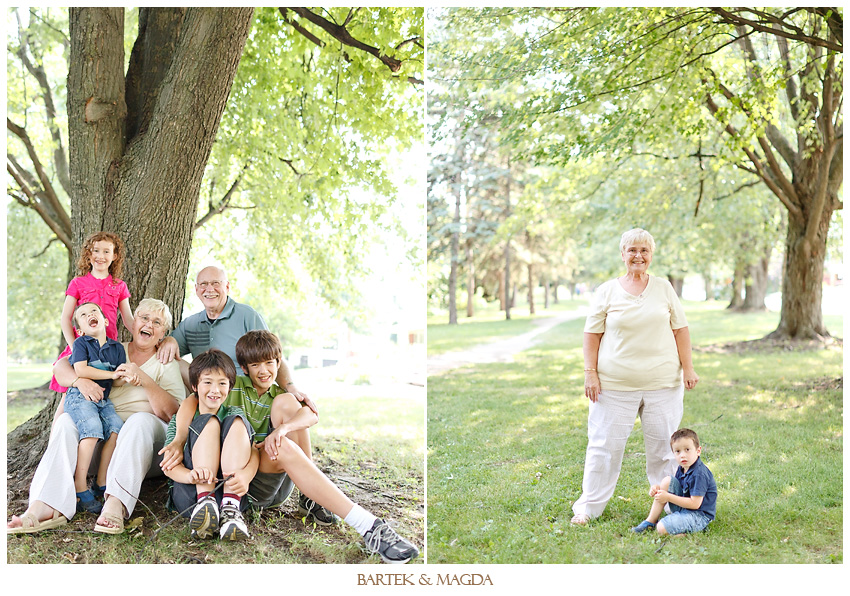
[
  {"x1": 710, "y1": 7, "x2": 842, "y2": 52},
  {"x1": 285, "y1": 7, "x2": 404, "y2": 73},
  {"x1": 7, "y1": 161, "x2": 73, "y2": 249},
  {"x1": 7, "y1": 118, "x2": 73, "y2": 234},
  {"x1": 194, "y1": 164, "x2": 251, "y2": 229},
  {"x1": 278, "y1": 7, "x2": 326, "y2": 48}
]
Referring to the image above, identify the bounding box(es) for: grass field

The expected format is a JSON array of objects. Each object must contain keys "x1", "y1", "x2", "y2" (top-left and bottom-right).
[
  {"x1": 427, "y1": 301, "x2": 843, "y2": 563},
  {"x1": 6, "y1": 377, "x2": 425, "y2": 564}
]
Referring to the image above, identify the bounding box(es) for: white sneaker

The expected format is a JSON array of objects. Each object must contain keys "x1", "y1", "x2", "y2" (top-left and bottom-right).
[
  {"x1": 219, "y1": 503, "x2": 250, "y2": 541},
  {"x1": 189, "y1": 494, "x2": 219, "y2": 540}
]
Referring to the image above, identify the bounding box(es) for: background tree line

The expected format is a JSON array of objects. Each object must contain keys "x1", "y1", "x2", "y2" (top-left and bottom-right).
[{"x1": 427, "y1": 6, "x2": 842, "y2": 340}]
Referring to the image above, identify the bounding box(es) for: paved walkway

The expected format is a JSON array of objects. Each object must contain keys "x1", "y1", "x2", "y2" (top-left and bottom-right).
[{"x1": 427, "y1": 308, "x2": 588, "y2": 376}]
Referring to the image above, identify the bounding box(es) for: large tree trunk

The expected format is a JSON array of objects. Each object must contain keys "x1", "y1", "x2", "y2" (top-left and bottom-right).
[
  {"x1": 9, "y1": 7, "x2": 254, "y2": 485},
  {"x1": 767, "y1": 203, "x2": 833, "y2": 339},
  {"x1": 667, "y1": 275, "x2": 683, "y2": 298}
]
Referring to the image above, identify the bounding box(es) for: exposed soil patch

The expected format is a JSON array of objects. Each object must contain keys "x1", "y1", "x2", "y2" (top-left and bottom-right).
[{"x1": 693, "y1": 336, "x2": 843, "y2": 354}]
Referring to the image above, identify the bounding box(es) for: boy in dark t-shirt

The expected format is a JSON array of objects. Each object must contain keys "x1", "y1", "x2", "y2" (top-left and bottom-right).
[{"x1": 632, "y1": 428, "x2": 717, "y2": 535}]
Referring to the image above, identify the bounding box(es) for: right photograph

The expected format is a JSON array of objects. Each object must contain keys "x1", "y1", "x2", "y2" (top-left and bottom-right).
[{"x1": 426, "y1": 7, "x2": 843, "y2": 564}]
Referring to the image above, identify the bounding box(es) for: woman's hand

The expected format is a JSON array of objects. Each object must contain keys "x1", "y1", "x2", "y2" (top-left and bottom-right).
[
  {"x1": 683, "y1": 368, "x2": 699, "y2": 390},
  {"x1": 158, "y1": 441, "x2": 185, "y2": 471},
  {"x1": 584, "y1": 371, "x2": 601, "y2": 402}
]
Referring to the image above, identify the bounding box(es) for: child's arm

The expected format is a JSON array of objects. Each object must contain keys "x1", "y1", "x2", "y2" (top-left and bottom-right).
[
  {"x1": 118, "y1": 298, "x2": 134, "y2": 332},
  {"x1": 654, "y1": 490, "x2": 704, "y2": 510},
  {"x1": 73, "y1": 360, "x2": 121, "y2": 382},
  {"x1": 158, "y1": 395, "x2": 198, "y2": 471},
  {"x1": 161, "y1": 459, "x2": 215, "y2": 487},
  {"x1": 60, "y1": 296, "x2": 78, "y2": 348}
]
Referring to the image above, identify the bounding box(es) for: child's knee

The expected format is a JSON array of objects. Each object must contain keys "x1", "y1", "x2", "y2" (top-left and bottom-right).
[
  {"x1": 656, "y1": 521, "x2": 668, "y2": 535},
  {"x1": 271, "y1": 393, "x2": 301, "y2": 425},
  {"x1": 660, "y1": 476, "x2": 672, "y2": 490}
]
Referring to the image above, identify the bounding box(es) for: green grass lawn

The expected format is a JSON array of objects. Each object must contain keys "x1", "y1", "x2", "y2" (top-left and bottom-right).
[
  {"x1": 6, "y1": 382, "x2": 425, "y2": 564},
  {"x1": 427, "y1": 301, "x2": 843, "y2": 563},
  {"x1": 6, "y1": 363, "x2": 54, "y2": 391}
]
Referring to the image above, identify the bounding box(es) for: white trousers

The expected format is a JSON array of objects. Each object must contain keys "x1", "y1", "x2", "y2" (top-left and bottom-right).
[
  {"x1": 572, "y1": 385, "x2": 684, "y2": 518},
  {"x1": 28, "y1": 412, "x2": 167, "y2": 520}
]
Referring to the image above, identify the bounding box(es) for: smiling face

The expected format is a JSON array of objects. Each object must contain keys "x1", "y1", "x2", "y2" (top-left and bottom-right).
[
  {"x1": 621, "y1": 242, "x2": 653, "y2": 276},
  {"x1": 243, "y1": 358, "x2": 280, "y2": 396},
  {"x1": 195, "y1": 267, "x2": 230, "y2": 317},
  {"x1": 194, "y1": 368, "x2": 231, "y2": 415},
  {"x1": 74, "y1": 302, "x2": 108, "y2": 338},
  {"x1": 89, "y1": 240, "x2": 117, "y2": 277},
  {"x1": 132, "y1": 308, "x2": 168, "y2": 348},
  {"x1": 671, "y1": 436, "x2": 701, "y2": 471}
]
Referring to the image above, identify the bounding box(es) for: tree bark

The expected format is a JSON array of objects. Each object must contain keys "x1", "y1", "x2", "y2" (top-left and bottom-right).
[
  {"x1": 9, "y1": 7, "x2": 255, "y2": 484},
  {"x1": 527, "y1": 263, "x2": 535, "y2": 315},
  {"x1": 728, "y1": 262, "x2": 745, "y2": 309},
  {"x1": 742, "y1": 249, "x2": 771, "y2": 311},
  {"x1": 667, "y1": 275, "x2": 684, "y2": 298},
  {"x1": 767, "y1": 201, "x2": 833, "y2": 339}
]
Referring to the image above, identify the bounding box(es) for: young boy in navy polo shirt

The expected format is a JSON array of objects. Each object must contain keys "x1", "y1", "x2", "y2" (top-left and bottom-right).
[
  {"x1": 632, "y1": 428, "x2": 717, "y2": 535},
  {"x1": 65, "y1": 302, "x2": 130, "y2": 514}
]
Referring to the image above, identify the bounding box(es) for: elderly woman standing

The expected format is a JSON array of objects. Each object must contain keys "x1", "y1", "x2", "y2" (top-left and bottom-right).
[
  {"x1": 571, "y1": 229, "x2": 698, "y2": 525},
  {"x1": 7, "y1": 299, "x2": 184, "y2": 534}
]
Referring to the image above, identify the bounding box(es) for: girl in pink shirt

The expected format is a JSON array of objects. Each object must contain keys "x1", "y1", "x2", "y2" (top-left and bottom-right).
[{"x1": 49, "y1": 232, "x2": 134, "y2": 392}]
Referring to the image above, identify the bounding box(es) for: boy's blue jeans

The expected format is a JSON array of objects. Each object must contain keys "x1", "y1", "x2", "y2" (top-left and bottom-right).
[
  {"x1": 64, "y1": 386, "x2": 123, "y2": 440},
  {"x1": 661, "y1": 476, "x2": 712, "y2": 535}
]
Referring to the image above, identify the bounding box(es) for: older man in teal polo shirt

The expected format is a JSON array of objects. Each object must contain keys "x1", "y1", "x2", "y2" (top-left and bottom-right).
[{"x1": 157, "y1": 266, "x2": 316, "y2": 414}]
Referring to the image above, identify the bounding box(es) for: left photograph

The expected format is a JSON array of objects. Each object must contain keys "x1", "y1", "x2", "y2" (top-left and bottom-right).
[{"x1": 6, "y1": 6, "x2": 425, "y2": 564}]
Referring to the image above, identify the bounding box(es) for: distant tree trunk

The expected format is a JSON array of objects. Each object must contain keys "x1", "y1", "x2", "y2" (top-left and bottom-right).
[
  {"x1": 742, "y1": 248, "x2": 771, "y2": 311},
  {"x1": 543, "y1": 276, "x2": 550, "y2": 309},
  {"x1": 552, "y1": 278, "x2": 559, "y2": 304},
  {"x1": 527, "y1": 263, "x2": 535, "y2": 315},
  {"x1": 466, "y1": 242, "x2": 474, "y2": 318},
  {"x1": 504, "y1": 155, "x2": 512, "y2": 320},
  {"x1": 728, "y1": 262, "x2": 745, "y2": 309},
  {"x1": 667, "y1": 275, "x2": 684, "y2": 298},
  {"x1": 498, "y1": 269, "x2": 506, "y2": 311},
  {"x1": 702, "y1": 270, "x2": 714, "y2": 301},
  {"x1": 448, "y1": 172, "x2": 460, "y2": 325}
]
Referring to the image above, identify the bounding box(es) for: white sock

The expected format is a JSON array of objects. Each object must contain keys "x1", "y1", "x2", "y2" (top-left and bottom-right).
[
  {"x1": 221, "y1": 494, "x2": 241, "y2": 509},
  {"x1": 344, "y1": 504, "x2": 378, "y2": 536}
]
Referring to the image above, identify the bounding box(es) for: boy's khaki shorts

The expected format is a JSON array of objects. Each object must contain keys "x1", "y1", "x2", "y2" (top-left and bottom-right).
[{"x1": 248, "y1": 470, "x2": 295, "y2": 509}]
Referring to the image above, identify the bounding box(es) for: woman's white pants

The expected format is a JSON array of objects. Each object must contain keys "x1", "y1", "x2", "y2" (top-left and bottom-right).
[{"x1": 572, "y1": 385, "x2": 684, "y2": 519}]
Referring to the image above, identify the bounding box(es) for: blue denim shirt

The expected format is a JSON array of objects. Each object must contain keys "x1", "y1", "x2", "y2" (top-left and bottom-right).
[{"x1": 674, "y1": 457, "x2": 717, "y2": 520}]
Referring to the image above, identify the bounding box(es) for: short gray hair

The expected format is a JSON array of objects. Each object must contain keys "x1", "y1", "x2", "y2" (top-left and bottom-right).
[
  {"x1": 135, "y1": 298, "x2": 173, "y2": 331},
  {"x1": 620, "y1": 228, "x2": 656, "y2": 253}
]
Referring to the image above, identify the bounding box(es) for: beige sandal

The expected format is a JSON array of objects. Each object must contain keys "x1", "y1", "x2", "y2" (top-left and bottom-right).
[
  {"x1": 7, "y1": 509, "x2": 67, "y2": 534},
  {"x1": 570, "y1": 513, "x2": 591, "y2": 526},
  {"x1": 94, "y1": 511, "x2": 124, "y2": 535}
]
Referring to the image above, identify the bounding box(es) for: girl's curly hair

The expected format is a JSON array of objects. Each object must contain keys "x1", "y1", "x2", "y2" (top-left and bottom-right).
[{"x1": 76, "y1": 231, "x2": 126, "y2": 280}]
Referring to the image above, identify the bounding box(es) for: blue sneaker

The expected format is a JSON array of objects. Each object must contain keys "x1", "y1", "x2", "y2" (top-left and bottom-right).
[{"x1": 631, "y1": 520, "x2": 656, "y2": 534}]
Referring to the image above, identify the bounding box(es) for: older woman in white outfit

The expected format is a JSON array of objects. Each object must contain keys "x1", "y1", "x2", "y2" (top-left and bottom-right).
[
  {"x1": 571, "y1": 229, "x2": 699, "y2": 525},
  {"x1": 7, "y1": 298, "x2": 184, "y2": 534}
]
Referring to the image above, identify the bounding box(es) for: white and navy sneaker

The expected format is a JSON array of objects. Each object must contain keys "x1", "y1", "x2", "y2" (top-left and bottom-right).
[
  {"x1": 189, "y1": 494, "x2": 219, "y2": 540},
  {"x1": 219, "y1": 503, "x2": 250, "y2": 541},
  {"x1": 363, "y1": 518, "x2": 419, "y2": 564},
  {"x1": 298, "y1": 493, "x2": 340, "y2": 526}
]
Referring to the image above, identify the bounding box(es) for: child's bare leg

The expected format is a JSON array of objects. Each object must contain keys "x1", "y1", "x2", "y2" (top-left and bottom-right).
[
  {"x1": 647, "y1": 476, "x2": 672, "y2": 524},
  {"x1": 259, "y1": 436, "x2": 354, "y2": 518},
  {"x1": 96, "y1": 433, "x2": 118, "y2": 488},
  {"x1": 74, "y1": 437, "x2": 98, "y2": 493},
  {"x1": 220, "y1": 418, "x2": 252, "y2": 494},
  {"x1": 271, "y1": 393, "x2": 313, "y2": 460},
  {"x1": 192, "y1": 418, "x2": 221, "y2": 496}
]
